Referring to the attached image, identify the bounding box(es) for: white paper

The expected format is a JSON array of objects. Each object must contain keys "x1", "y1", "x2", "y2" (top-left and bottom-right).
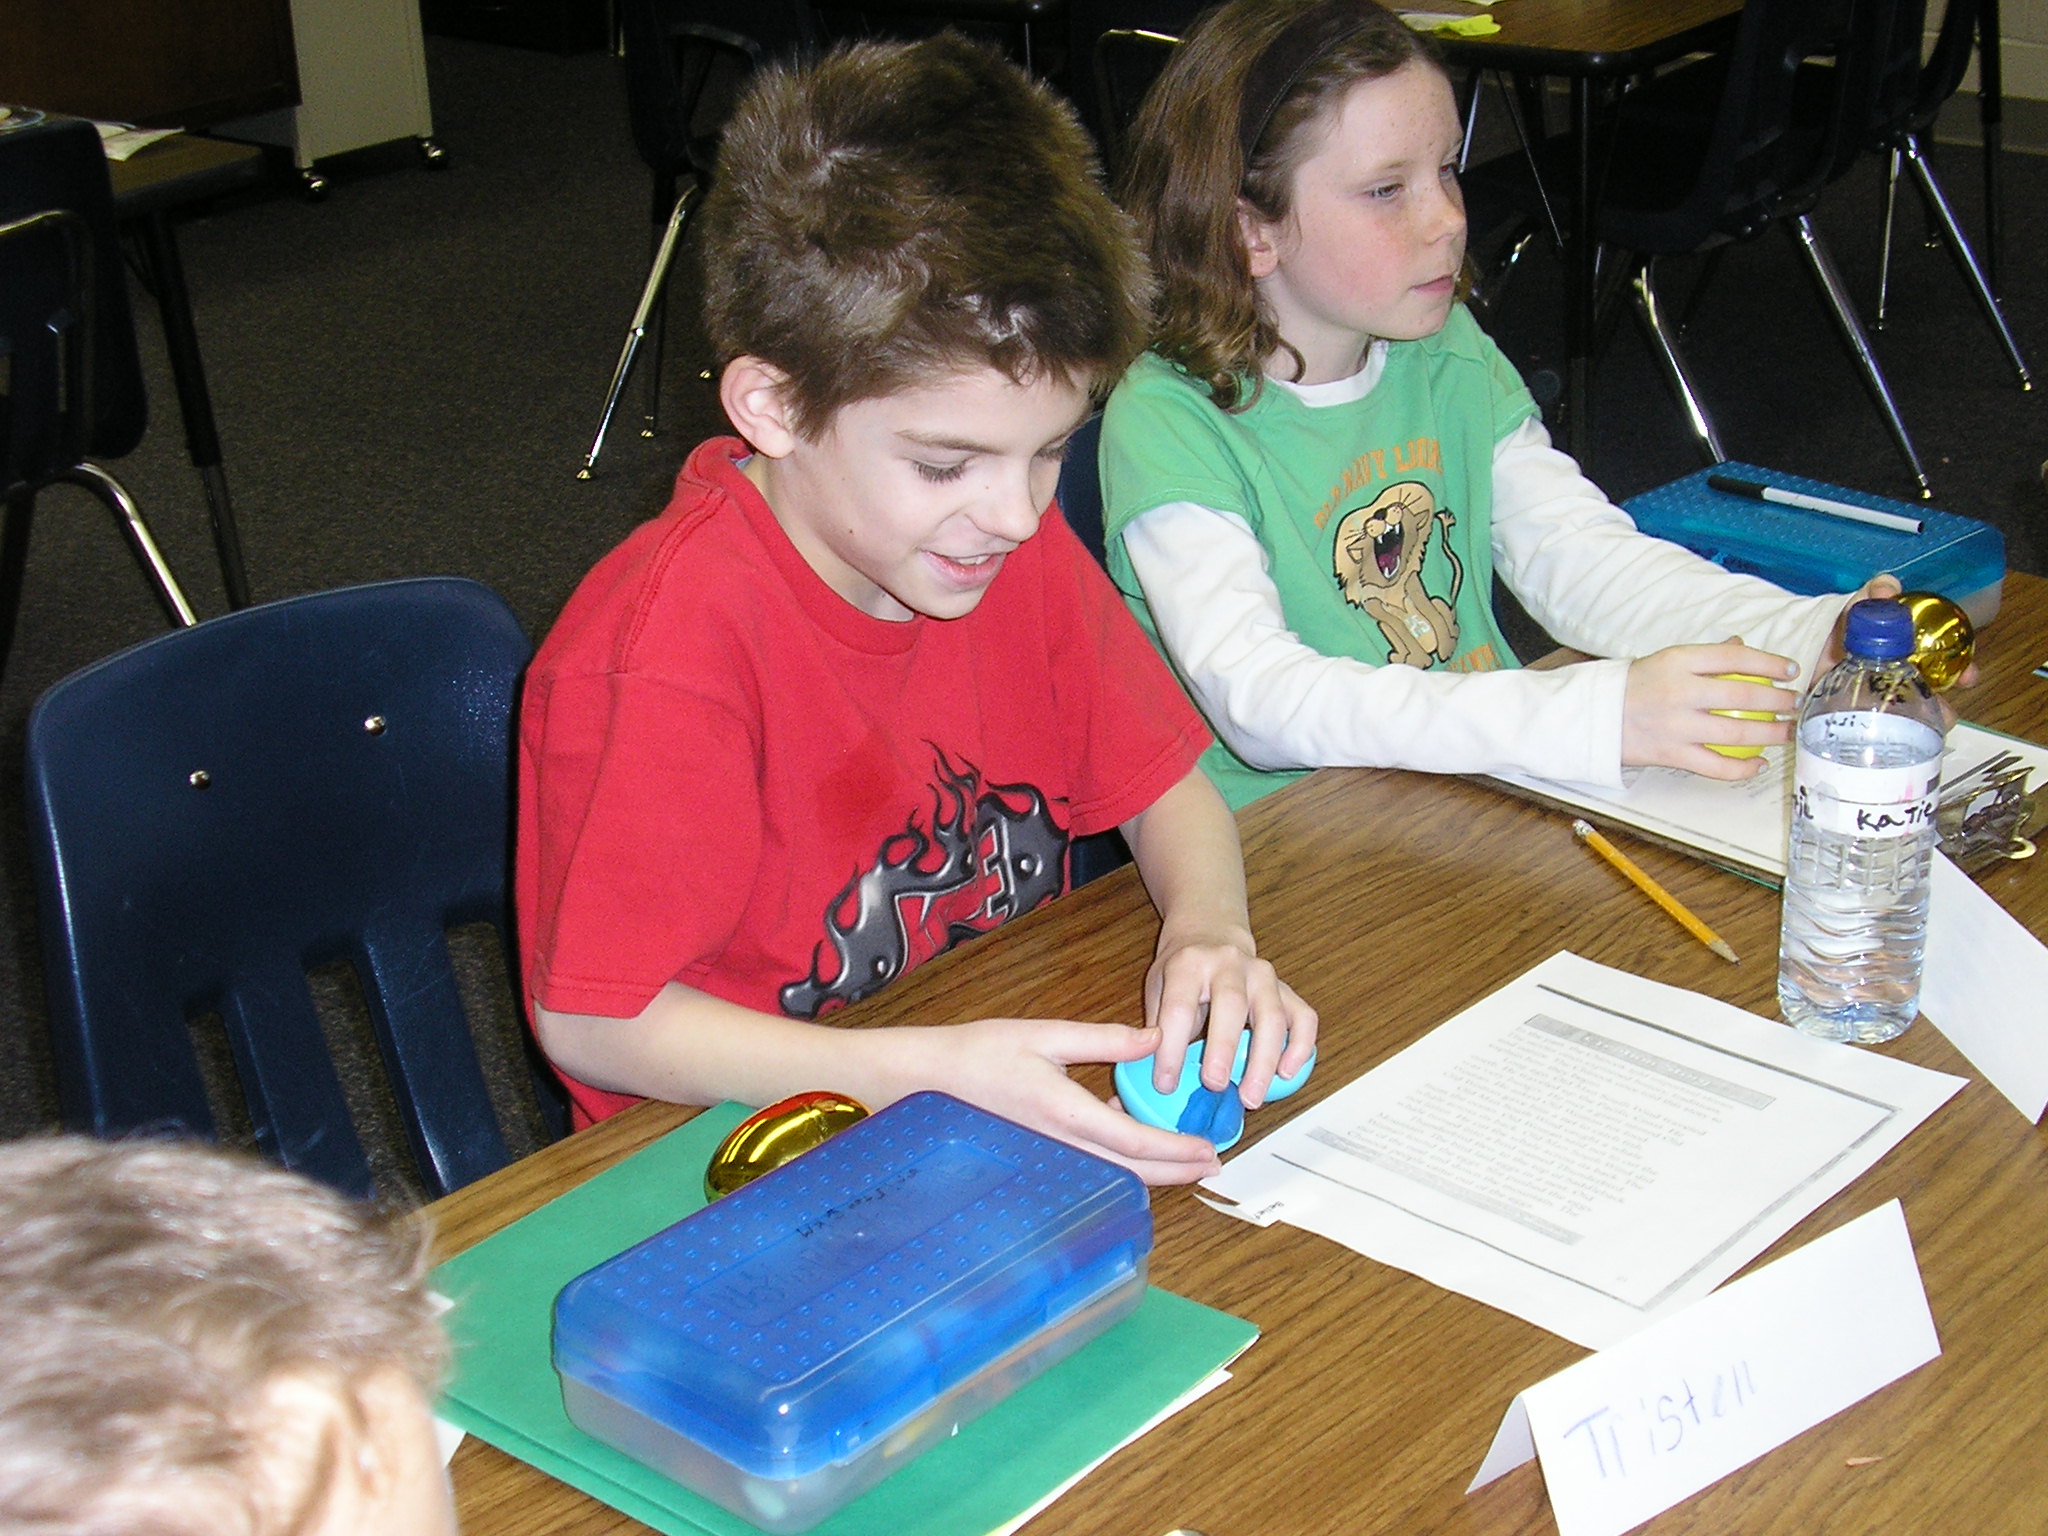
[
  {"x1": 428, "y1": 1291, "x2": 468, "y2": 1463},
  {"x1": 1488, "y1": 721, "x2": 2047, "y2": 882},
  {"x1": 1468, "y1": 1201, "x2": 1939, "y2": 1536},
  {"x1": 982, "y1": 1364, "x2": 1242, "y2": 1536},
  {"x1": 1201, "y1": 953, "x2": 1963, "y2": 1346},
  {"x1": 1922, "y1": 852, "x2": 2048, "y2": 1121},
  {"x1": 90, "y1": 120, "x2": 182, "y2": 161},
  {"x1": 434, "y1": 1414, "x2": 467, "y2": 1466}
]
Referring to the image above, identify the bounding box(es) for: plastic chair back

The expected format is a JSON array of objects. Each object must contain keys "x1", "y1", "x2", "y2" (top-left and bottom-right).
[
  {"x1": 1052, "y1": 413, "x2": 1135, "y2": 888},
  {"x1": 619, "y1": 0, "x2": 820, "y2": 184},
  {"x1": 0, "y1": 116, "x2": 147, "y2": 489},
  {"x1": 1912, "y1": 0, "x2": 1979, "y2": 132},
  {"x1": 1859, "y1": 0, "x2": 1935, "y2": 146},
  {"x1": 1599, "y1": 0, "x2": 1882, "y2": 251},
  {"x1": 25, "y1": 577, "x2": 559, "y2": 1200},
  {"x1": 1065, "y1": 0, "x2": 1199, "y2": 148},
  {"x1": 1054, "y1": 412, "x2": 1110, "y2": 570}
]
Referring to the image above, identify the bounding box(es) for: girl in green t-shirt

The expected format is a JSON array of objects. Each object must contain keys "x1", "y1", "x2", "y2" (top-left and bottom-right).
[{"x1": 1099, "y1": 0, "x2": 1887, "y2": 809}]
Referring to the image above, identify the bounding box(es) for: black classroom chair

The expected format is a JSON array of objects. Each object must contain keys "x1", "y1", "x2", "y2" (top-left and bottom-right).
[
  {"x1": 1469, "y1": 0, "x2": 1936, "y2": 497},
  {"x1": 577, "y1": 0, "x2": 820, "y2": 478},
  {"x1": 0, "y1": 115, "x2": 197, "y2": 685},
  {"x1": 1865, "y1": 0, "x2": 2030, "y2": 387},
  {"x1": 1064, "y1": 0, "x2": 1196, "y2": 170}
]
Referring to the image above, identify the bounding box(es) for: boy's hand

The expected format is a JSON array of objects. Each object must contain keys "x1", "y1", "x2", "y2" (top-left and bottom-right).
[
  {"x1": 1622, "y1": 640, "x2": 1800, "y2": 779},
  {"x1": 910, "y1": 1018, "x2": 1224, "y2": 1185},
  {"x1": 1145, "y1": 929, "x2": 1318, "y2": 1111}
]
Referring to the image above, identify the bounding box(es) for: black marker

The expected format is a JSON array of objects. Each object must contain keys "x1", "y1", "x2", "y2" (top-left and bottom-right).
[{"x1": 1707, "y1": 473, "x2": 1923, "y2": 536}]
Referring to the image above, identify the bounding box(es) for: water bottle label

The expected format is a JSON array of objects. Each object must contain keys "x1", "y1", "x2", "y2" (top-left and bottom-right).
[{"x1": 1792, "y1": 745, "x2": 1938, "y2": 838}]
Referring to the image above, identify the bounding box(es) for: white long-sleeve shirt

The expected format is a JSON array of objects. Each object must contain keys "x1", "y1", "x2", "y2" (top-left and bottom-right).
[{"x1": 1121, "y1": 399, "x2": 1850, "y2": 790}]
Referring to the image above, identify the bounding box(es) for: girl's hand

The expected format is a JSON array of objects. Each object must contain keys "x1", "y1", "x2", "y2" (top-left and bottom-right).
[
  {"x1": 1622, "y1": 640, "x2": 1801, "y2": 779},
  {"x1": 1820, "y1": 574, "x2": 1980, "y2": 692},
  {"x1": 1145, "y1": 932, "x2": 1318, "y2": 1110},
  {"x1": 1817, "y1": 574, "x2": 1904, "y2": 674},
  {"x1": 906, "y1": 1018, "x2": 1223, "y2": 1184}
]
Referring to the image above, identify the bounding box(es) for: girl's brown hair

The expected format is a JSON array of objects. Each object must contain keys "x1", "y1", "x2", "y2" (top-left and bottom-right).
[{"x1": 1118, "y1": 0, "x2": 1442, "y2": 409}]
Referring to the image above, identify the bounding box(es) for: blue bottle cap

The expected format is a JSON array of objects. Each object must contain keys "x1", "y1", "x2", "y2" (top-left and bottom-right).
[{"x1": 1843, "y1": 597, "x2": 1914, "y2": 659}]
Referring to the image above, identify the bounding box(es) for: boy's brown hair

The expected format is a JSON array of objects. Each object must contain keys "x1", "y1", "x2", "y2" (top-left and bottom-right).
[
  {"x1": 0, "y1": 1135, "x2": 447, "y2": 1536},
  {"x1": 700, "y1": 31, "x2": 1153, "y2": 436},
  {"x1": 1118, "y1": 0, "x2": 1443, "y2": 409}
]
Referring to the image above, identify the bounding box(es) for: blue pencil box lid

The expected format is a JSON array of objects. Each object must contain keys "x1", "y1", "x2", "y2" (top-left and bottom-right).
[
  {"x1": 1623, "y1": 464, "x2": 2005, "y2": 618},
  {"x1": 552, "y1": 1092, "x2": 1152, "y2": 1484}
]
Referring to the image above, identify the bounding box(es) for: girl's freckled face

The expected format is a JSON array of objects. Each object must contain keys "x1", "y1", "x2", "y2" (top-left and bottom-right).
[{"x1": 1244, "y1": 61, "x2": 1468, "y2": 383}]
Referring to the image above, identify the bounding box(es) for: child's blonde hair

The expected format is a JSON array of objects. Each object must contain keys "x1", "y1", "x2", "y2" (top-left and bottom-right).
[
  {"x1": 0, "y1": 1136, "x2": 447, "y2": 1536},
  {"x1": 700, "y1": 31, "x2": 1153, "y2": 436},
  {"x1": 1118, "y1": 0, "x2": 1443, "y2": 408}
]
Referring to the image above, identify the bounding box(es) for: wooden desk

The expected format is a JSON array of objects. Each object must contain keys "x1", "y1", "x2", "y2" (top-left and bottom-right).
[
  {"x1": 438, "y1": 572, "x2": 2048, "y2": 1535},
  {"x1": 1434, "y1": 0, "x2": 1742, "y2": 466}
]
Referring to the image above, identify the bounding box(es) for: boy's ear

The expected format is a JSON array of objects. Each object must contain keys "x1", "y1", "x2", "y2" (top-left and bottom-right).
[
  {"x1": 720, "y1": 356, "x2": 802, "y2": 459},
  {"x1": 1236, "y1": 198, "x2": 1282, "y2": 281}
]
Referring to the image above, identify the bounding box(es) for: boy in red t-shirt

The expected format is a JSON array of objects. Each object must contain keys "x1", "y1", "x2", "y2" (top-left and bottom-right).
[{"x1": 518, "y1": 32, "x2": 1316, "y2": 1185}]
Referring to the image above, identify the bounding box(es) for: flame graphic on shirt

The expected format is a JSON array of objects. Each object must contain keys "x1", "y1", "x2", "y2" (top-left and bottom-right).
[{"x1": 778, "y1": 749, "x2": 1067, "y2": 1018}]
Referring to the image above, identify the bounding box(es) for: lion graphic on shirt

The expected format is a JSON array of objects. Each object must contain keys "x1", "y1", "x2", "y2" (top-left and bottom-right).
[{"x1": 1331, "y1": 480, "x2": 1463, "y2": 668}]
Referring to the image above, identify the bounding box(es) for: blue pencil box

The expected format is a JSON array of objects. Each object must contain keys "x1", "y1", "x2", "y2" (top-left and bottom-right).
[
  {"x1": 552, "y1": 1092, "x2": 1152, "y2": 1534},
  {"x1": 1622, "y1": 463, "x2": 2006, "y2": 626}
]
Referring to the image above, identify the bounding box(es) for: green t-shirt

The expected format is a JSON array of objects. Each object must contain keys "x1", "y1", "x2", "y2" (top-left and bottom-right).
[{"x1": 1101, "y1": 305, "x2": 1540, "y2": 808}]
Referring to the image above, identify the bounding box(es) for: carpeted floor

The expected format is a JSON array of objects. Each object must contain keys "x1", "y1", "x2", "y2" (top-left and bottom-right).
[{"x1": 0, "y1": 33, "x2": 2041, "y2": 1160}]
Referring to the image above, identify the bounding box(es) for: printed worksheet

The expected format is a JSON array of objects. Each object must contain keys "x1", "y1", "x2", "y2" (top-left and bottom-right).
[{"x1": 1201, "y1": 952, "x2": 1964, "y2": 1346}]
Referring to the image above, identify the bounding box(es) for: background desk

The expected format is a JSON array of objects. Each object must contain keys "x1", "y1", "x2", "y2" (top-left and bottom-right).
[{"x1": 436, "y1": 572, "x2": 2048, "y2": 1536}]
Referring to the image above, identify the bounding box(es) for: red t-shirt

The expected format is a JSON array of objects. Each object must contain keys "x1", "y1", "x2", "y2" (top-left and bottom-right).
[{"x1": 517, "y1": 437, "x2": 1210, "y2": 1125}]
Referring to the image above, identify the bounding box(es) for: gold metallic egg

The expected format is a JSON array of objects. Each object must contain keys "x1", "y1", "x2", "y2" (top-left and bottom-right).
[
  {"x1": 704, "y1": 1091, "x2": 869, "y2": 1200},
  {"x1": 1898, "y1": 590, "x2": 1974, "y2": 691}
]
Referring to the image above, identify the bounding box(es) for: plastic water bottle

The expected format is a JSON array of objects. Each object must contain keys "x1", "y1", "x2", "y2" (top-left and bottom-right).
[{"x1": 1776, "y1": 598, "x2": 1946, "y2": 1044}]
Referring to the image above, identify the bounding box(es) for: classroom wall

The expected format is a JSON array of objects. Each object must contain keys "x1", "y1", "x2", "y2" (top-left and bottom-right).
[
  {"x1": 2001, "y1": 0, "x2": 2047, "y2": 102},
  {"x1": 1942, "y1": 0, "x2": 2048, "y2": 150}
]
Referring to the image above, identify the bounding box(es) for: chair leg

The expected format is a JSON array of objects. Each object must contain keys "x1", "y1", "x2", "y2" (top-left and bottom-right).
[
  {"x1": 0, "y1": 488, "x2": 36, "y2": 684},
  {"x1": 575, "y1": 181, "x2": 701, "y2": 481},
  {"x1": 1901, "y1": 134, "x2": 2032, "y2": 390},
  {"x1": 1457, "y1": 65, "x2": 1482, "y2": 169},
  {"x1": 1674, "y1": 247, "x2": 1725, "y2": 337},
  {"x1": 1628, "y1": 257, "x2": 1728, "y2": 465},
  {"x1": 639, "y1": 248, "x2": 669, "y2": 443},
  {"x1": 1496, "y1": 72, "x2": 1565, "y2": 256},
  {"x1": 1787, "y1": 216, "x2": 1931, "y2": 500},
  {"x1": 1472, "y1": 225, "x2": 1538, "y2": 323},
  {"x1": 53, "y1": 463, "x2": 199, "y2": 627},
  {"x1": 1875, "y1": 148, "x2": 1901, "y2": 330}
]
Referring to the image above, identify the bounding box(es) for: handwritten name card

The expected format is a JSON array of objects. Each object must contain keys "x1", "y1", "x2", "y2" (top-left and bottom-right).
[{"x1": 1468, "y1": 1201, "x2": 1939, "y2": 1536}]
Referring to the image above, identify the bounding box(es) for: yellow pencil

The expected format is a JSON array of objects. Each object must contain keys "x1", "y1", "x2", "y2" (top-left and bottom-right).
[{"x1": 1571, "y1": 818, "x2": 1740, "y2": 964}]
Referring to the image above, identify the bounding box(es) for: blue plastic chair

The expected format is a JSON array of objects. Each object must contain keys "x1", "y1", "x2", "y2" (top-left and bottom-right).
[
  {"x1": 1054, "y1": 413, "x2": 1135, "y2": 888},
  {"x1": 1055, "y1": 412, "x2": 1110, "y2": 570},
  {"x1": 24, "y1": 577, "x2": 565, "y2": 1200}
]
